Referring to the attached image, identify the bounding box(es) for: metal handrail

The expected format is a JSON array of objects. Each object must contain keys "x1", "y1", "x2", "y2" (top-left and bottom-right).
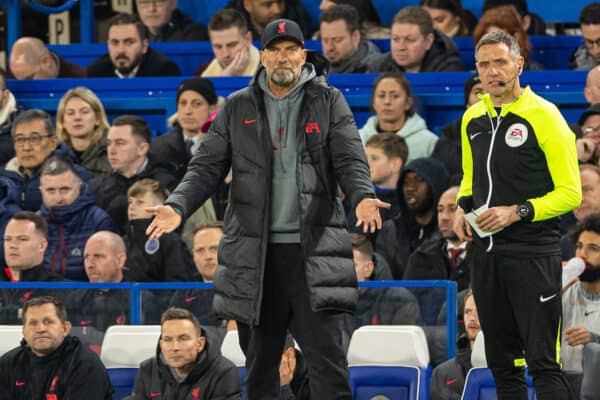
[{"x1": 0, "y1": 280, "x2": 458, "y2": 358}]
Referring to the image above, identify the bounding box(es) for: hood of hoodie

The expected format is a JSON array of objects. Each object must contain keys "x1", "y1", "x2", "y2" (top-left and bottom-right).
[
  {"x1": 155, "y1": 328, "x2": 219, "y2": 384},
  {"x1": 397, "y1": 157, "x2": 450, "y2": 216},
  {"x1": 360, "y1": 113, "x2": 430, "y2": 143},
  {"x1": 38, "y1": 184, "x2": 96, "y2": 223}
]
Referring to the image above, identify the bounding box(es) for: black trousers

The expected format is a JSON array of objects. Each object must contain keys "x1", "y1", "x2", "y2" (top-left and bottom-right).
[
  {"x1": 237, "y1": 243, "x2": 352, "y2": 400},
  {"x1": 470, "y1": 244, "x2": 570, "y2": 400}
]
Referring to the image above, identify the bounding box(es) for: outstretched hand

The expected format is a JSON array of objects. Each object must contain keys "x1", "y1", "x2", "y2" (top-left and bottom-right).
[
  {"x1": 145, "y1": 205, "x2": 182, "y2": 240},
  {"x1": 355, "y1": 198, "x2": 391, "y2": 233}
]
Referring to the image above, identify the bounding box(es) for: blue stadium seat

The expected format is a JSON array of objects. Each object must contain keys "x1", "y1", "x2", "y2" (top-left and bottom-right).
[
  {"x1": 107, "y1": 368, "x2": 139, "y2": 400},
  {"x1": 347, "y1": 325, "x2": 431, "y2": 400},
  {"x1": 99, "y1": 325, "x2": 161, "y2": 400}
]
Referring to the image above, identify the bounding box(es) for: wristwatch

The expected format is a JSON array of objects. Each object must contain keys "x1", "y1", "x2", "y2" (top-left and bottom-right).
[{"x1": 516, "y1": 202, "x2": 533, "y2": 221}]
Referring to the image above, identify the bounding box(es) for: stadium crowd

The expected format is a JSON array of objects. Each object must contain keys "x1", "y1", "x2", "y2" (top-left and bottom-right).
[{"x1": 1, "y1": 0, "x2": 600, "y2": 399}]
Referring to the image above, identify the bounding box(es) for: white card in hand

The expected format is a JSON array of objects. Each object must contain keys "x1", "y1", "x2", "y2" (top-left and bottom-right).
[{"x1": 464, "y1": 205, "x2": 503, "y2": 238}]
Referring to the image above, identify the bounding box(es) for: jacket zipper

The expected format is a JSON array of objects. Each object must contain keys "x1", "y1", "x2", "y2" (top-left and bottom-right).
[{"x1": 485, "y1": 110, "x2": 502, "y2": 252}]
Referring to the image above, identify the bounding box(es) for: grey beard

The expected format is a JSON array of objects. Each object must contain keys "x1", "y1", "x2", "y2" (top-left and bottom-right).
[{"x1": 269, "y1": 68, "x2": 298, "y2": 88}]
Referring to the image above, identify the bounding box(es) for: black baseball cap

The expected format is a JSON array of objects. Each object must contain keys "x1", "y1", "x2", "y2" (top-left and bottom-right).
[{"x1": 261, "y1": 18, "x2": 304, "y2": 50}]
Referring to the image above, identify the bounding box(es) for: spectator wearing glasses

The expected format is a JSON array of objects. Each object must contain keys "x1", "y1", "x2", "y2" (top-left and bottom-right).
[
  {"x1": 1, "y1": 109, "x2": 87, "y2": 212},
  {"x1": 570, "y1": 2, "x2": 600, "y2": 70},
  {"x1": 577, "y1": 104, "x2": 600, "y2": 166},
  {"x1": 135, "y1": 0, "x2": 208, "y2": 42}
]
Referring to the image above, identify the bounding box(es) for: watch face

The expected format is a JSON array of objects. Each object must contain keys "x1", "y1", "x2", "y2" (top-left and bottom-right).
[{"x1": 517, "y1": 205, "x2": 529, "y2": 218}]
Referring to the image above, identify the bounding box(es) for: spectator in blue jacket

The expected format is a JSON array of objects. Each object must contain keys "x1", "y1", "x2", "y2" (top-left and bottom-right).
[
  {"x1": 0, "y1": 109, "x2": 88, "y2": 212},
  {"x1": 38, "y1": 157, "x2": 113, "y2": 280}
]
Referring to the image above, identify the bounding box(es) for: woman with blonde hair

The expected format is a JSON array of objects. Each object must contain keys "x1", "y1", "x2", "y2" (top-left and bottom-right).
[{"x1": 56, "y1": 86, "x2": 111, "y2": 175}]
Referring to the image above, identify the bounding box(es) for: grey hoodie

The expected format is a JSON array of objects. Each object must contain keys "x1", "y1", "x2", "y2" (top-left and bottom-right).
[{"x1": 258, "y1": 64, "x2": 317, "y2": 243}]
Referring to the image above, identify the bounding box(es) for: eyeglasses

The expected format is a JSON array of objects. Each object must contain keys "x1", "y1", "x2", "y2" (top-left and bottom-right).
[
  {"x1": 582, "y1": 125, "x2": 600, "y2": 138},
  {"x1": 137, "y1": 0, "x2": 169, "y2": 8},
  {"x1": 14, "y1": 134, "x2": 51, "y2": 147}
]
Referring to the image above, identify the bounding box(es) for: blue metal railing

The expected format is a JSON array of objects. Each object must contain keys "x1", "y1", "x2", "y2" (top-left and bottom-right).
[
  {"x1": 0, "y1": 280, "x2": 457, "y2": 358},
  {"x1": 3, "y1": 0, "x2": 94, "y2": 54}
]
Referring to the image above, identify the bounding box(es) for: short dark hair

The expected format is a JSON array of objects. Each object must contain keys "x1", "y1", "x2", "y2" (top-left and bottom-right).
[
  {"x1": 393, "y1": 6, "x2": 434, "y2": 37},
  {"x1": 475, "y1": 30, "x2": 521, "y2": 60},
  {"x1": 320, "y1": 4, "x2": 361, "y2": 34},
  {"x1": 330, "y1": 0, "x2": 382, "y2": 26},
  {"x1": 366, "y1": 132, "x2": 409, "y2": 164},
  {"x1": 12, "y1": 109, "x2": 55, "y2": 137},
  {"x1": 208, "y1": 8, "x2": 248, "y2": 33},
  {"x1": 580, "y1": 3, "x2": 600, "y2": 25},
  {"x1": 128, "y1": 178, "x2": 169, "y2": 202},
  {"x1": 371, "y1": 72, "x2": 415, "y2": 118},
  {"x1": 351, "y1": 233, "x2": 374, "y2": 260},
  {"x1": 193, "y1": 221, "x2": 224, "y2": 236},
  {"x1": 112, "y1": 115, "x2": 152, "y2": 144},
  {"x1": 40, "y1": 156, "x2": 81, "y2": 180},
  {"x1": 161, "y1": 307, "x2": 202, "y2": 335},
  {"x1": 23, "y1": 296, "x2": 68, "y2": 324},
  {"x1": 108, "y1": 13, "x2": 147, "y2": 40},
  {"x1": 10, "y1": 211, "x2": 48, "y2": 239},
  {"x1": 570, "y1": 213, "x2": 600, "y2": 243}
]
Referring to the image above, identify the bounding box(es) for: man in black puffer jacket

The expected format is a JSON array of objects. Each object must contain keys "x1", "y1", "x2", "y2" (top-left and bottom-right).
[
  {"x1": 0, "y1": 296, "x2": 113, "y2": 399},
  {"x1": 131, "y1": 308, "x2": 241, "y2": 400},
  {"x1": 146, "y1": 18, "x2": 388, "y2": 400}
]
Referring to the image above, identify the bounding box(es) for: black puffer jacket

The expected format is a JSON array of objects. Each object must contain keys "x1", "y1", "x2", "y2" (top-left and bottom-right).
[
  {"x1": 0, "y1": 335, "x2": 113, "y2": 400},
  {"x1": 367, "y1": 30, "x2": 464, "y2": 73},
  {"x1": 132, "y1": 330, "x2": 241, "y2": 400},
  {"x1": 166, "y1": 53, "x2": 375, "y2": 326},
  {"x1": 376, "y1": 158, "x2": 450, "y2": 280}
]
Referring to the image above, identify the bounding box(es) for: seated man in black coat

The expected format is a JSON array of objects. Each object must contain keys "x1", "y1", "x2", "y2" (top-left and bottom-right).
[
  {"x1": 87, "y1": 13, "x2": 180, "y2": 78},
  {"x1": 135, "y1": 0, "x2": 208, "y2": 42},
  {"x1": 352, "y1": 233, "x2": 421, "y2": 331},
  {"x1": 404, "y1": 185, "x2": 470, "y2": 324},
  {"x1": 0, "y1": 212, "x2": 64, "y2": 324},
  {"x1": 0, "y1": 296, "x2": 113, "y2": 399},
  {"x1": 90, "y1": 115, "x2": 178, "y2": 234},
  {"x1": 376, "y1": 157, "x2": 450, "y2": 280},
  {"x1": 131, "y1": 307, "x2": 242, "y2": 399}
]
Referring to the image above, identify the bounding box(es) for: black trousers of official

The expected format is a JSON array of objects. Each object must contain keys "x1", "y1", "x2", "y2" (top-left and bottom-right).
[
  {"x1": 470, "y1": 244, "x2": 571, "y2": 400},
  {"x1": 237, "y1": 243, "x2": 352, "y2": 400}
]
